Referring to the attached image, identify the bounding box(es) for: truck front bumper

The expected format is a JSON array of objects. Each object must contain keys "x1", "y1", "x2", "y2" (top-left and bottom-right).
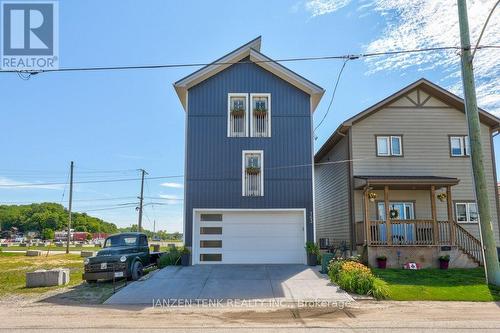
[{"x1": 83, "y1": 262, "x2": 128, "y2": 281}]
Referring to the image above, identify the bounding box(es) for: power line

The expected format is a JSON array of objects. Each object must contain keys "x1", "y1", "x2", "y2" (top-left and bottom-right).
[
  {"x1": 80, "y1": 204, "x2": 139, "y2": 212},
  {"x1": 314, "y1": 58, "x2": 350, "y2": 133},
  {"x1": 0, "y1": 174, "x2": 183, "y2": 188},
  {"x1": 2, "y1": 45, "x2": 499, "y2": 75},
  {"x1": 471, "y1": 0, "x2": 500, "y2": 60},
  {"x1": 0, "y1": 196, "x2": 139, "y2": 204}
]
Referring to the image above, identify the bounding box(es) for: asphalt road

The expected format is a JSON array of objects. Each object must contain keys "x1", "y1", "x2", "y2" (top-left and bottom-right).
[{"x1": 0, "y1": 300, "x2": 499, "y2": 332}]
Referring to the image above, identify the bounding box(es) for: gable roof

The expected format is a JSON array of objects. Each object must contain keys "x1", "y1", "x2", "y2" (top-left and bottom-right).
[
  {"x1": 173, "y1": 36, "x2": 325, "y2": 112},
  {"x1": 315, "y1": 78, "x2": 500, "y2": 162}
]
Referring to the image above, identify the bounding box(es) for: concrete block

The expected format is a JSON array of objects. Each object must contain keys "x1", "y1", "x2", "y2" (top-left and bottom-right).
[
  {"x1": 26, "y1": 250, "x2": 43, "y2": 257},
  {"x1": 1, "y1": 243, "x2": 9, "y2": 247},
  {"x1": 26, "y1": 268, "x2": 70, "y2": 288},
  {"x1": 151, "y1": 244, "x2": 160, "y2": 252},
  {"x1": 80, "y1": 251, "x2": 95, "y2": 258}
]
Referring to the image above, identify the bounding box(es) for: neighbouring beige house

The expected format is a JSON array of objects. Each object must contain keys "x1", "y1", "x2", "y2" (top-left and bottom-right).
[{"x1": 314, "y1": 78, "x2": 500, "y2": 268}]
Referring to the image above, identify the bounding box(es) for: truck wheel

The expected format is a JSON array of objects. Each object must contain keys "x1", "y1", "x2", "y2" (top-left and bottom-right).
[{"x1": 131, "y1": 261, "x2": 144, "y2": 281}]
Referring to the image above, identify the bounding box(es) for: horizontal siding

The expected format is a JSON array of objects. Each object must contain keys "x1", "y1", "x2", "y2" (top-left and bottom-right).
[
  {"x1": 185, "y1": 59, "x2": 314, "y2": 246},
  {"x1": 351, "y1": 96, "x2": 499, "y2": 243},
  {"x1": 314, "y1": 134, "x2": 351, "y2": 245}
]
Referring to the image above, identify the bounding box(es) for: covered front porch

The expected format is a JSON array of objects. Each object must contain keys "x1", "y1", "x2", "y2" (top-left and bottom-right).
[{"x1": 354, "y1": 176, "x2": 483, "y2": 265}]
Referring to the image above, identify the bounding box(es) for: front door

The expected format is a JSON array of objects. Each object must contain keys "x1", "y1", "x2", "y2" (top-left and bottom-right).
[
  {"x1": 377, "y1": 202, "x2": 415, "y2": 244},
  {"x1": 377, "y1": 202, "x2": 415, "y2": 220}
]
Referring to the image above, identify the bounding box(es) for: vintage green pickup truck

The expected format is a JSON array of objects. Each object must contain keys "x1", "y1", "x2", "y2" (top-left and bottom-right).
[{"x1": 83, "y1": 232, "x2": 163, "y2": 282}]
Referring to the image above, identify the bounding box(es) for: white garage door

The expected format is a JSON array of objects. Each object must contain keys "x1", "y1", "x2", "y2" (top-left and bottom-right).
[{"x1": 193, "y1": 210, "x2": 306, "y2": 264}]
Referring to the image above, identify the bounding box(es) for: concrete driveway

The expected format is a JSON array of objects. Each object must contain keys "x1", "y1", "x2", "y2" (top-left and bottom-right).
[{"x1": 105, "y1": 264, "x2": 353, "y2": 305}]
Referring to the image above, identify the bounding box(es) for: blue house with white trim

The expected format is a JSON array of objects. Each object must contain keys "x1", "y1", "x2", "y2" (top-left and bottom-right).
[{"x1": 174, "y1": 37, "x2": 324, "y2": 264}]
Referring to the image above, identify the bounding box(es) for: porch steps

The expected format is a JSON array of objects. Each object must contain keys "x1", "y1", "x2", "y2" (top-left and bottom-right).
[
  {"x1": 452, "y1": 221, "x2": 484, "y2": 266},
  {"x1": 451, "y1": 249, "x2": 480, "y2": 268}
]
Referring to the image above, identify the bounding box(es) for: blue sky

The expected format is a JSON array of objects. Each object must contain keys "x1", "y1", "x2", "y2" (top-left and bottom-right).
[{"x1": 1, "y1": 0, "x2": 499, "y2": 232}]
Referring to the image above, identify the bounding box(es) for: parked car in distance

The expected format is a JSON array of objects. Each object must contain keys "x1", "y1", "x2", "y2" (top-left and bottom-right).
[{"x1": 83, "y1": 232, "x2": 164, "y2": 283}]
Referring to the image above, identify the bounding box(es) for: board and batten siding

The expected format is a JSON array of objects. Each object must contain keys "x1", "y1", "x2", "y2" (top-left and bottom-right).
[
  {"x1": 314, "y1": 134, "x2": 351, "y2": 246},
  {"x1": 350, "y1": 95, "x2": 500, "y2": 243},
  {"x1": 184, "y1": 59, "x2": 314, "y2": 246}
]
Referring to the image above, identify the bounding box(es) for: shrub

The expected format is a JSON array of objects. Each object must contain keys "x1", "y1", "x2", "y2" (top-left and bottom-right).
[
  {"x1": 305, "y1": 241, "x2": 320, "y2": 255},
  {"x1": 328, "y1": 258, "x2": 388, "y2": 300},
  {"x1": 157, "y1": 248, "x2": 182, "y2": 268}
]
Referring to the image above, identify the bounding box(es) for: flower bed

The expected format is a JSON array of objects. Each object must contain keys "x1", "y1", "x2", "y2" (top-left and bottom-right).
[{"x1": 328, "y1": 258, "x2": 388, "y2": 300}]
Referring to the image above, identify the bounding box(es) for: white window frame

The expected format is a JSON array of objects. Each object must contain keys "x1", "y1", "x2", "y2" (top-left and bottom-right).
[
  {"x1": 242, "y1": 150, "x2": 264, "y2": 197},
  {"x1": 227, "y1": 93, "x2": 249, "y2": 137},
  {"x1": 450, "y1": 135, "x2": 470, "y2": 157},
  {"x1": 250, "y1": 93, "x2": 271, "y2": 137},
  {"x1": 377, "y1": 202, "x2": 415, "y2": 220},
  {"x1": 455, "y1": 202, "x2": 478, "y2": 223},
  {"x1": 376, "y1": 135, "x2": 402, "y2": 156}
]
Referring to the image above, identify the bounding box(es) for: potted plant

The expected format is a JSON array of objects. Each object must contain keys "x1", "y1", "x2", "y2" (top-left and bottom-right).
[
  {"x1": 438, "y1": 255, "x2": 450, "y2": 269},
  {"x1": 368, "y1": 192, "x2": 377, "y2": 202},
  {"x1": 246, "y1": 166, "x2": 260, "y2": 175},
  {"x1": 389, "y1": 209, "x2": 399, "y2": 219},
  {"x1": 180, "y1": 247, "x2": 190, "y2": 266},
  {"x1": 376, "y1": 255, "x2": 387, "y2": 269},
  {"x1": 437, "y1": 193, "x2": 447, "y2": 202},
  {"x1": 253, "y1": 105, "x2": 268, "y2": 117},
  {"x1": 230, "y1": 105, "x2": 245, "y2": 117},
  {"x1": 305, "y1": 241, "x2": 319, "y2": 266}
]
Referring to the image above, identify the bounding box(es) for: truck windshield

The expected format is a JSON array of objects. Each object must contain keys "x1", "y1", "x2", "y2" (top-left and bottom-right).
[{"x1": 104, "y1": 235, "x2": 138, "y2": 248}]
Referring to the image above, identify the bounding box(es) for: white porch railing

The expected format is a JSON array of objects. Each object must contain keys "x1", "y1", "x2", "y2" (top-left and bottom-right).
[
  {"x1": 252, "y1": 113, "x2": 269, "y2": 137},
  {"x1": 244, "y1": 172, "x2": 262, "y2": 196},
  {"x1": 229, "y1": 114, "x2": 246, "y2": 137}
]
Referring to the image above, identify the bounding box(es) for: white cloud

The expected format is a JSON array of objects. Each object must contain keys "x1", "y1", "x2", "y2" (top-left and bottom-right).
[
  {"x1": 160, "y1": 182, "x2": 183, "y2": 189},
  {"x1": 159, "y1": 194, "x2": 180, "y2": 200},
  {"x1": 158, "y1": 194, "x2": 182, "y2": 205},
  {"x1": 0, "y1": 177, "x2": 64, "y2": 190},
  {"x1": 305, "y1": 0, "x2": 352, "y2": 16},
  {"x1": 362, "y1": 0, "x2": 500, "y2": 114}
]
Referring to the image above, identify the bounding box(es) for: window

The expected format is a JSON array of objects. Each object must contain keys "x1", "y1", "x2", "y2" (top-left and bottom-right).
[
  {"x1": 450, "y1": 136, "x2": 470, "y2": 157},
  {"x1": 250, "y1": 93, "x2": 271, "y2": 137},
  {"x1": 455, "y1": 202, "x2": 478, "y2": 223},
  {"x1": 242, "y1": 150, "x2": 263, "y2": 196},
  {"x1": 376, "y1": 136, "x2": 402, "y2": 156},
  {"x1": 200, "y1": 240, "x2": 222, "y2": 248},
  {"x1": 200, "y1": 254, "x2": 222, "y2": 262},
  {"x1": 227, "y1": 93, "x2": 248, "y2": 137},
  {"x1": 200, "y1": 227, "x2": 222, "y2": 235},
  {"x1": 377, "y1": 202, "x2": 415, "y2": 220},
  {"x1": 200, "y1": 214, "x2": 222, "y2": 222}
]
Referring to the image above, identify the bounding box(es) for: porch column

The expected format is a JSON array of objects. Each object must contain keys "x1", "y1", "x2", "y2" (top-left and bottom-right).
[
  {"x1": 430, "y1": 185, "x2": 438, "y2": 244},
  {"x1": 446, "y1": 186, "x2": 455, "y2": 245},
  {"x1": 364, "y1": 189, "x2": 370, "y2": 245},
  {"x1": 384, "y1": 185, "x2": 392, "y2": 245}
]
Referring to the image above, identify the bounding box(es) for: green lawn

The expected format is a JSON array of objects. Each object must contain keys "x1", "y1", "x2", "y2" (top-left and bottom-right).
[
  {"x1": 0, "y1": 252, "x2": 85, "y2": 295},
  {"x1": 4, "y1": 246, "x2": 102, "y2": 252},
  {"x1": 0, "y1": 252, "x2": 113, "y2": 303},
  {"x1": 373, "y1": 268, "x2": 500, "y2": 301}
]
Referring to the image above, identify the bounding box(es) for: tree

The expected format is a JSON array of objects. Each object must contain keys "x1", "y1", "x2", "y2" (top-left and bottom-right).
[
  {"x1": 41, "y1": 228, "x2": 55, "y2": 240},
  {"x1": 0, "y1": 203, "x2": 118, "y2": 235}
]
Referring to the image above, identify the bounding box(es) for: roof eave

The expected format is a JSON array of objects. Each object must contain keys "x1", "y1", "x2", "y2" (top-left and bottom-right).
[
  {"x1": 173, "y1": 36, "x2": 262, "y2": 111},
  {"x1": 249, "y1": 49, "x2": 325, "y2": 112}
]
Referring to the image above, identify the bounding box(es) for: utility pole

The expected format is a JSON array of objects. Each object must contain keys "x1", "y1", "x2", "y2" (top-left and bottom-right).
[
  {"x1": 457, "y1": 0, "x2": 500, "y2": 286},
  {"x1": 137, "y1": 169, "x2": 148, "y2": 232},
  {"x1": 66, "y1": 161, "x2": 74, "y2": 254}
]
